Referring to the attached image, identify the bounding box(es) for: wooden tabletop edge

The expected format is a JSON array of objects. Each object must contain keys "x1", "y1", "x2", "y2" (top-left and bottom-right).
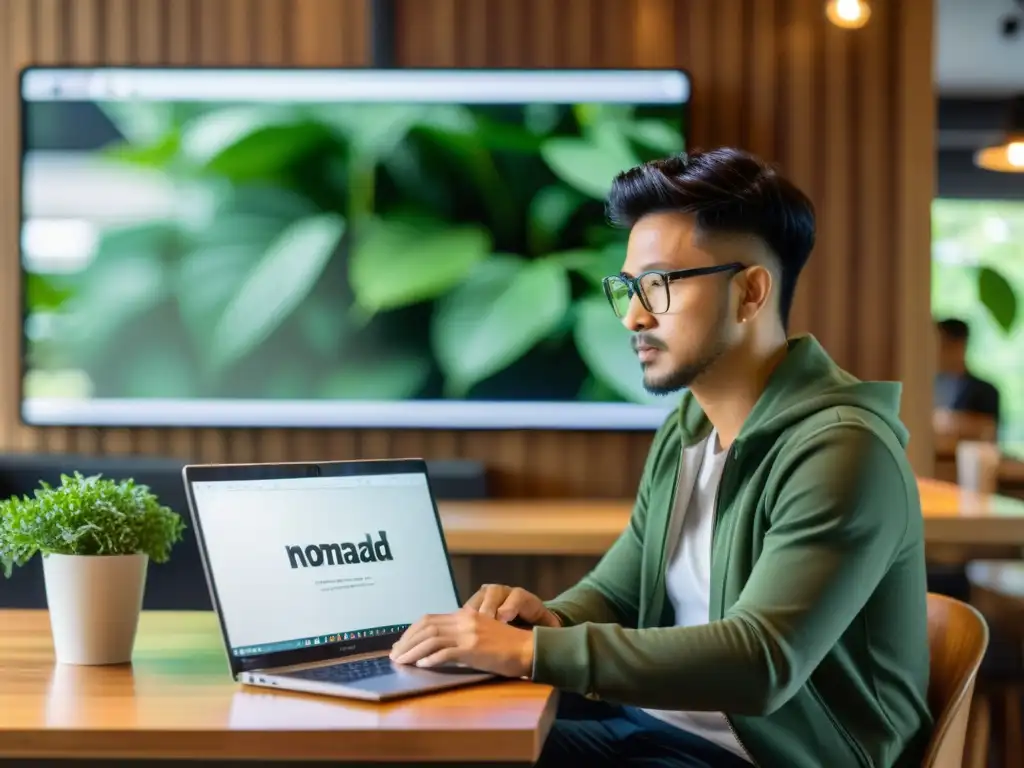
[{"x1": 0, "y1": 728, "x2": 546, "y2": 762}]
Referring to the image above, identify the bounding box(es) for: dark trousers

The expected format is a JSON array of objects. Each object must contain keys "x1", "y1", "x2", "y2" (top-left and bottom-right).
[{"x1": 535, "y1": 693, "x2": 753, "y2": 767}]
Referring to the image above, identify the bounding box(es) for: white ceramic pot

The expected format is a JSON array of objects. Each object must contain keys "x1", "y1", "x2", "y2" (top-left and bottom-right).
[{"x1": 41, "y1": 552, "x2": 148, "y2": 665}]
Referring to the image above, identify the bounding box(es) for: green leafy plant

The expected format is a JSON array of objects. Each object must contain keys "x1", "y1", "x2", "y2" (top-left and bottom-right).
[
  {"x1": 977, "y1": 265, "x2": 1019, "y2": 333},
  {"x1": 0, "y1": 473, "x2": 185, "y2": 578}
]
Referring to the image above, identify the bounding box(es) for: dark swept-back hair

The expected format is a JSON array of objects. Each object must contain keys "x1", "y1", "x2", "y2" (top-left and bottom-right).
[
  {"x1": 605, "y1": 147, "x2": 816, "y2": 331},
  {"x1": 936, "y1": 318, "x2": 970, "y2": 341}
]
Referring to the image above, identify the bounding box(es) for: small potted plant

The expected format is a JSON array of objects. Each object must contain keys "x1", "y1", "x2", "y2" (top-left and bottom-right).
[{"x1": 0, "y1": 472, "x2": 185, "y2": 665}]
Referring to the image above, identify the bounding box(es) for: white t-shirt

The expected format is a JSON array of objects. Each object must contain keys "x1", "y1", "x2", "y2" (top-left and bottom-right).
[{"x1": 642, "y1": 431, "x2": 752, "y2": 763}]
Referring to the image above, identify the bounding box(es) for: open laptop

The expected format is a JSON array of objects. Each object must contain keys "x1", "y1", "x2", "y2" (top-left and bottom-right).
[{"x1": 181, "y1": 458, "x2": 495, "y2": 701}]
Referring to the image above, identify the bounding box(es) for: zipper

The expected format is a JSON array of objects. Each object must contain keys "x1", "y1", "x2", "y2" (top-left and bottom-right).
[
  {"x1": 709, "y1": 443, "x2": 733, "y2": 616},
  {"x1": 809, "y1": 684, "x2": 871, "y2": 768},
  {"x1": 648, "y1": 445, "x2": 684, "y2": 627},
  {"x1": 712, "y1": 444, "x2": 760, "y2": 767},
  {"x1": 724, "y1": 715, "x2": 760, "y2": 767}
]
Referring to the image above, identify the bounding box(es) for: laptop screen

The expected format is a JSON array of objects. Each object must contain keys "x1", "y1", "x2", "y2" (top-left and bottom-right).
[{"x1": 189, "y1": 471, "x2": 460, "y2": 658}]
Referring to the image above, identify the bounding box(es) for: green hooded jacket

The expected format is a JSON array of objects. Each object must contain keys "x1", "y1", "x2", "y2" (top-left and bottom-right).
[{"x1": 531, "y1": 334, "x2": 933, "y2": 767}]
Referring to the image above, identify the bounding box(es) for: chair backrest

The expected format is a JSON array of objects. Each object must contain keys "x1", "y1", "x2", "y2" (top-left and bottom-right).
[{"x1": 922, "y1": 593, "x2": 989, "y2": 768}]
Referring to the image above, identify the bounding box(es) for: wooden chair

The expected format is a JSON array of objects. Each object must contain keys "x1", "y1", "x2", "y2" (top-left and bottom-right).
[
  {"x1": 966, "y1": 561, "x2": 1024, "y2": 768},
  {"x1": 923, "y1": 592, "x2": 990, "y2": 768}
]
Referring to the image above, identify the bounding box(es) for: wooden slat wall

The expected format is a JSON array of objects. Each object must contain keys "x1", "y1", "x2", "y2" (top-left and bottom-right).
[{"x1": 0, "y1": 0, "x2": 936, "y2": 496}]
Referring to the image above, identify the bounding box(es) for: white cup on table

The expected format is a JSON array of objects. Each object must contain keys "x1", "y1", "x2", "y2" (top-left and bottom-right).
[{"x1": 955, "y1": 440, "x2": 1001, "y2": 494}]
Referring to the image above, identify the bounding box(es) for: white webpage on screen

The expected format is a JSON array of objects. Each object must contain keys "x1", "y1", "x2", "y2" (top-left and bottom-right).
[{"x1": 190, "y1": 473, "x2": 460, "y2": 649}]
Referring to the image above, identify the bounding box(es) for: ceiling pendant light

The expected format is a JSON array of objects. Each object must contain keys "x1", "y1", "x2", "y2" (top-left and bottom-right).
[
  {"x1": 825, "y1": 0, "x2": 871, "y2": 29},
  {"x1": 975, "y1": 96, "x2": 1024, "y2": 173}
]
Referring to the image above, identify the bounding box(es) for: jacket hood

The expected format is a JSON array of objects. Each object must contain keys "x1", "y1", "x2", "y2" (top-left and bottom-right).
[{"x1": 677, "y1": 334, "x2": 908, "y2": 450}]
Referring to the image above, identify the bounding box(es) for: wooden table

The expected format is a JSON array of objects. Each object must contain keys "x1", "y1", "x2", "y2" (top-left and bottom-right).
[
  {"x1": 0, "y1": 610, "x2": 557, "y2": 764},
  {"x1": 915, "y1": 478, "x2": 1024, "y2": 545},
  {"x1": 438, "y1": 477, "x2": 1024, "y2": 554}
]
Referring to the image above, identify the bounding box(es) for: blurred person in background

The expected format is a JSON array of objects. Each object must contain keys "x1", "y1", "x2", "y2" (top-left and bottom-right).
[{"x1": 933, "y1": 318, "x2": 1001, "y2": 443}]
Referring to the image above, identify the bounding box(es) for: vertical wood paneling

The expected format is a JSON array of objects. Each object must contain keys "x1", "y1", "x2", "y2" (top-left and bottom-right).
[
  {"x1": 894, "y1": 0, "x2": 937, "y2": 473},
  {"x1": 680, "y1": 1, "x2": 712, "y2": 148},
  {"x1": 564, "y1": 0, "x2": 595, "y2": 68},
  {"x1": 821, "y1": 13, "x2": 853, "y2": 368},
  {"x1": 0, "y1": 3, "x2": 24, "y2": 454},
  {"x1": 780, "y1": 0, "x2": 818, "y2": 337},
  {"x1": 0, "y1": 0, "x2": 936, "y2": 492},
  {"x1": 710, "y1": 0, "x2": 745, "y2": 149},
  {"x1": 632, "y1": 0, "x2": 673, "y2": 68},
  {"x1": 746, "y1": 0, "x2": 777, "y2": 161},
  {"x1": 854, "y1": 0, "x2": 893, "y2": 383},
  {"x1": 526, "y1": 0, "x2": 559, "y2": 69},
  {"x1": 254, "y1": 0, "x2": 288, "y2": 65}
]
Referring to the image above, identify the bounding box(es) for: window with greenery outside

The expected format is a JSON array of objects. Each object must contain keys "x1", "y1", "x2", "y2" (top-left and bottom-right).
[{"x1": 932, "y1": 199, "x2": 1023, "y2": 454}]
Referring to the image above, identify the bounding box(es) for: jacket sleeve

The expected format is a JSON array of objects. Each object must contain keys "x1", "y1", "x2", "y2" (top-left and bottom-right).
[{"x1": 531, "y1": 422, "x2": 913, "y2": 715}]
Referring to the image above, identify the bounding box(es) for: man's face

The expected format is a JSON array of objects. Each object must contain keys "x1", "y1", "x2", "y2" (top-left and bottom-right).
[
  {"x1": 936, "y1": 333, "x2": 966, "y2": 373},
  {"x1": 616, "y1": 213, "x2": 741, "y2": 394}
]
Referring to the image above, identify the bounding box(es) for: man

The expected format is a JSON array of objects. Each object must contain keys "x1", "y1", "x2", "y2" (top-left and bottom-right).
[
  {"x1": 391, "y1": 148, "x2": 933, "y2": 767},
  {"x1": 933, "y1": 317, "x2": 1000, "y2": 440}
]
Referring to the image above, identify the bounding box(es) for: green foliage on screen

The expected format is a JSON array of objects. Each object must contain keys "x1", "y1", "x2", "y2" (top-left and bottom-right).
[{"x1": 22, "y1": 100, "x2": 684, "y2": 407}]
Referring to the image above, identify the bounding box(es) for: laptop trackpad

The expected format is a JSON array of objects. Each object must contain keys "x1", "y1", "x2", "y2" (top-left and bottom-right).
[{"x1": 379, "y1": 661, "x2": 494, "y2": 688}]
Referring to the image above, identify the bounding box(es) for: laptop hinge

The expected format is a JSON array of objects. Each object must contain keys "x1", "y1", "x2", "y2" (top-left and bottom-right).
[{"x1": 262, "y1": 648, "x2": 388, "y2": 674}]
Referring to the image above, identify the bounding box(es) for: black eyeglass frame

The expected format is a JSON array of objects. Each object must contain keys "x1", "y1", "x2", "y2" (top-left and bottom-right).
[{"x1": 602, "y1": 262, "x2": 746, "y2": 317}]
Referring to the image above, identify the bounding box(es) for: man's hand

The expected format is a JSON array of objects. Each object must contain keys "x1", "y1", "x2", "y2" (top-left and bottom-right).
[
  {"x1": 389, "y1": 607, "x2": 535, "y2": 677},
  {"x1": 464, "y1": 584, "x2": 562, "y2": 628}
]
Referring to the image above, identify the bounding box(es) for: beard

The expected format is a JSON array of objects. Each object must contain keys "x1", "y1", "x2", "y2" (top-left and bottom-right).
[
  {"x1": 639, "y1": 299, "x2": 732, "y2": 395},
  {"x1": 642, "y1": 340, "x2": 728, "y2": 394}
]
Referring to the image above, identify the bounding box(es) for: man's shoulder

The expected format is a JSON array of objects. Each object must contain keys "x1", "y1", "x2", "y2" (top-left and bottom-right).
[
  {"x1": 952, "y1": 373, "x2": 1000, "y2": 416},
  {"x1": 772, "y1": 404, "x2": 917, "y2": 495},
  {"x1": 764, "y1": 413, "x2": 921, "y2": 547},
  {"x1": 968, "y1": 375, "x2": 1000, "y2": 403},
  {"x1": 781, "y1": 403, "x2": 907, "y2": 449}
]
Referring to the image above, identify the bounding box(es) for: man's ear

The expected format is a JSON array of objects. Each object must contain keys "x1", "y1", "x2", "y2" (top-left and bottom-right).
[{"x1": 736, "y1": 264, "x2": 773, "y2": 323}]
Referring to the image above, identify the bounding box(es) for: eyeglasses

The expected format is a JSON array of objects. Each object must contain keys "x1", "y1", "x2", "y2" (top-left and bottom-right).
[{"x1": 601, "y1": 262, "x2": 746, "y2": 318}]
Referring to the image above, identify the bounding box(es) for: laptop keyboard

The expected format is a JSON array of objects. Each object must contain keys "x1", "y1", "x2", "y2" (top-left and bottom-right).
[{"x1": 283, "y1": 656, "x2": 396, "y2": 685}]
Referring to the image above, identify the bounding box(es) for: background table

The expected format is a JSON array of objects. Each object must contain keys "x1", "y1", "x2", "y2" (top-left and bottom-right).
[
  {"x1": 439, "y1": 477, "x2": 1024, "y2": 554},
  {"x1": 0, "y1": 610, "x2": 557, "y2": 765}
]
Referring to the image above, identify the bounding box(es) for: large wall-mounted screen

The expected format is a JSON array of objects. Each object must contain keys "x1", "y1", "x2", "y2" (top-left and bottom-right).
[{"x1": 20, "y1": 67, "x2": 690, "y2": 430}]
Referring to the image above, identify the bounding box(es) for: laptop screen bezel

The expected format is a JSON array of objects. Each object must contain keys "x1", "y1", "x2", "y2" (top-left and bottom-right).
[{"x1": 181, "y1": 458, "x2": 464, "y2": 679}]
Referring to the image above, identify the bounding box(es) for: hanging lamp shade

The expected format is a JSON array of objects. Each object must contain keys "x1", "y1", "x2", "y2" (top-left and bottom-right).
[{"x1": 975, "y1": 95, "x2": 1024, "y2": 173}]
